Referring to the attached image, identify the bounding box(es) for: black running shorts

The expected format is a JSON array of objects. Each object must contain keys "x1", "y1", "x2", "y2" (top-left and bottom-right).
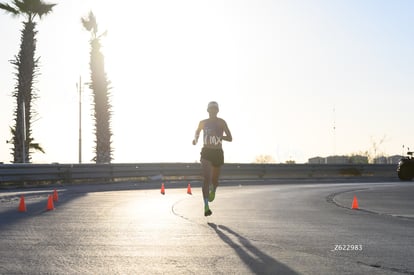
[{"x1": 200, "y1": 147, "x2": 224, "y2": 167}]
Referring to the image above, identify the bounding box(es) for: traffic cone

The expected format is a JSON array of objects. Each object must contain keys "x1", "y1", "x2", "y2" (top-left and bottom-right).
[
  {"x1": 18, "y1": 195, "x2": 27, "y2": 212},
  {"x1": 46, "y1": 195, "x2": 54, "y2": 211},
  {"x1": 53, "y1": 189, "x2": 59, "y2": 202},
  {"x1": 351, "y1": 195, "x2": 359, "y2": 210},
  {"x1": 187, "y1": 183, "x2": 192, "y2": 195},
  {"x1": 160, "y1": 183, "x2": 165, "y2": 195}
]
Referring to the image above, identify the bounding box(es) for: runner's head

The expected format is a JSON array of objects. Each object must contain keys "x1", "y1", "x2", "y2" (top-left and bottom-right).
[{"x1": 207, "y1": 101, "x2": 219, "y2": 115}]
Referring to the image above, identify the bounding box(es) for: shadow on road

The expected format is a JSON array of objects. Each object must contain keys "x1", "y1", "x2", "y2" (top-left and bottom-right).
[
  {"x1": 0, "y1": 188, "x2": 87, "y2": 231},
  {"x1": 0, "y1": 181, "x2": 174, "y2": 231},
  {"x1": 208, "y1": 222, "x2": 298, "y2": 275}
]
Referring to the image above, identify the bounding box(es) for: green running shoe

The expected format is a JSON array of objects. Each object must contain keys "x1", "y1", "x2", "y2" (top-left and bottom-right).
[{"x1": 204, "y1": 206, "x2": 212, "y2": 216}]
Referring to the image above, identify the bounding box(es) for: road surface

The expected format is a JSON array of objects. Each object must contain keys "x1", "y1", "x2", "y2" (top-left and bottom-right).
[{"x1": 0, "y1": 180, "x2": 413, "y2": 274}]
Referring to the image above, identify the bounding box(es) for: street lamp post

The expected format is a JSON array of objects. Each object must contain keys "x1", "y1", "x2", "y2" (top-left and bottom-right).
[
  {"x1": 22, "y1": 98, "x2": 26, "y2": 163},
  {"x1": 77, "y1": 76, "x2": 82, "y2": 164}
]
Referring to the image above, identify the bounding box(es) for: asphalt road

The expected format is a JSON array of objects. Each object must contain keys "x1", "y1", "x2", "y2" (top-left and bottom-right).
[{"x1": 0, "y1": 180, "x2": 413, "y2": 274}]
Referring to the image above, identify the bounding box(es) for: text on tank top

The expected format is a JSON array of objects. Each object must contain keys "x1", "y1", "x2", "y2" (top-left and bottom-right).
[{"x1": 203, "y1": 119, "x2": 223, "y2": 148}]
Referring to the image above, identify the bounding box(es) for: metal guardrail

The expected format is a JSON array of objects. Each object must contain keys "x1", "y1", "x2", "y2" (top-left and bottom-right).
[{"x1": 0, "y1": 163, "x2": 398, "y2": 185}]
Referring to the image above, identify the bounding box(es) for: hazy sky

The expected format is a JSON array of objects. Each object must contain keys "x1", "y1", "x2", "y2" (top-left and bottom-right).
[{"x1": 1, "y1": 0, "x2": 414, "y2": 164}]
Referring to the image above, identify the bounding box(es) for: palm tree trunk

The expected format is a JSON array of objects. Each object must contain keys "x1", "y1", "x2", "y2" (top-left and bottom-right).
[
  {"x1": 90, "y1": 38, "x2": 112, "y2": 163},
  {"x1": 11, "y1": 20, "x2": 38, "y2": 163}
]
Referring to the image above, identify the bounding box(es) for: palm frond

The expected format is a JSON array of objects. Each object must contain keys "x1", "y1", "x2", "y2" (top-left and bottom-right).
[
  {"x1": 9, "y1": 126, "x2": 16, "y2": 139},
  {"x1": 98, "y1": 30, "x2": 108, "y2": 39},
  {"x1": 81, "y1": 17, "x2": 92, "y2": 31},
  {"x1": 0, "y1": 2, "x2": 19, "y2": 15},
  {"x1": 9, "y1": 0, "x2": 56, "y2": 20},
  {"x1": 13, "y1": 0, "x2": 28, "y2": 14},
  {"x1": 81, "y1": 11, "x2": 97, "y2": 34},
  {"x1": 30, "y1": 143, "x2": 45, "y2": 154},
  {"x1": 35, "y1": 3, "x2": 56, "y2": 19}
]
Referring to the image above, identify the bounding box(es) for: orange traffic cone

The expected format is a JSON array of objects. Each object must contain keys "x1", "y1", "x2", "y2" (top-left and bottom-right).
[
  {"x1": 187, "y1": 183, "x2": 192, "y2": 195},
  {"x1": 18, "y1": 195, "x2": 27, "y2": 212},
  {"x1": 160, "y1": 183, "x2": 165, "y2": 195},
  {"x1": 351, "y1": 195, "x2": 359, "y2": 210},
  {"x1": 53, "y1": 189, "x2": 59, "y2": 202},
  {"x1": 46, "y1": 195, "x2": 54, "y2": 211}
]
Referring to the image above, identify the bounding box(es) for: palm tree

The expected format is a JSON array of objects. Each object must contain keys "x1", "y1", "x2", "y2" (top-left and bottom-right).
[
  {"x1": 0, "y1": 0, "x2": 55, "y2": 163},
  {"x1": 81, "y1": 11, "x2": 113, "y2": 163}
]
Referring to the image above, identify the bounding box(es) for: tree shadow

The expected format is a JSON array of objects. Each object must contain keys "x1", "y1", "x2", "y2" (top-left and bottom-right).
[
  {"x1": 208, "y1": 223, "x2": 298, "y2": 275},
  {"x1": 0, "y1": 181, "x2": 169, "y2": 231},
  {"x1": 0, "y1": 188, "x2": 88, "y2": 231}
]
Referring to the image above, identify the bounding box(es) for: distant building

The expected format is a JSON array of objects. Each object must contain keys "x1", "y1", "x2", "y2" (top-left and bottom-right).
[
  {"x1": 308, "y1": 157, "x2": 326, "y2": 164},
  {"x1": 372, "y1": 155, "x2": 403, "y2": 164},
  {"x1": 326, "y1": 155, "x2": 349, "y2": 164},
  {"x1": 387, "y1": 155, "x2": 403, "y2": 164},
  {"x1": 349, "y1": 155, "x2": 368, "y2": 164},
  {"x1": 373, "y1": 156, "x2": 387, "y2": 164},
  {"x1": 308, "y1": 154, "x2": 402, "y2": 164}
]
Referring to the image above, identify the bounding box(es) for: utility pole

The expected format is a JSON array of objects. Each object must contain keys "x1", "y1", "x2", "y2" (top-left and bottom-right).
[
  {"x1": 332, "y1": 106, "x2": 336, "y2": 156},
  {"x1": 77, "y1": 76, "x2": 82, "y2": 163},
  {"x1": 22, "y1": 98, "x2": 26, "y2": 163}
]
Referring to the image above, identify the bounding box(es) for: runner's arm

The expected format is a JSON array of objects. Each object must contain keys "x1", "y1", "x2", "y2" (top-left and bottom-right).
[
  {"x1": 192, "y1": 121, "x2": 203, "y2": 145},
  {"x1": 222, "y1": 120, "x2": 232, "y2": 142}
]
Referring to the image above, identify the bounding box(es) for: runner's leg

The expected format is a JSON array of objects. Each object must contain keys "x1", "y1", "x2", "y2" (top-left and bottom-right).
[
  {"x1": 209, "y1": 165, "x2": 221, "y2": 202},
  {"x1": 201, "y1": 158, "x2": 213, "y2": 215},
  {"x1": 211, "y1": 166, "x2": 221, "y2": 191}
]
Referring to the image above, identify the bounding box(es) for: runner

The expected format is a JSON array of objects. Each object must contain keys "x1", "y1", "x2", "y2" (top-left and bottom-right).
[{"x1": 192, "y1": 101, "x2": 232, "y2": 216}]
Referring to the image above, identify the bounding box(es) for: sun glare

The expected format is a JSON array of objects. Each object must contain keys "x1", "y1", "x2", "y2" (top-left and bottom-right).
[{"x1": 73, "y1": 2, "x2": 238, "y2": 163}]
